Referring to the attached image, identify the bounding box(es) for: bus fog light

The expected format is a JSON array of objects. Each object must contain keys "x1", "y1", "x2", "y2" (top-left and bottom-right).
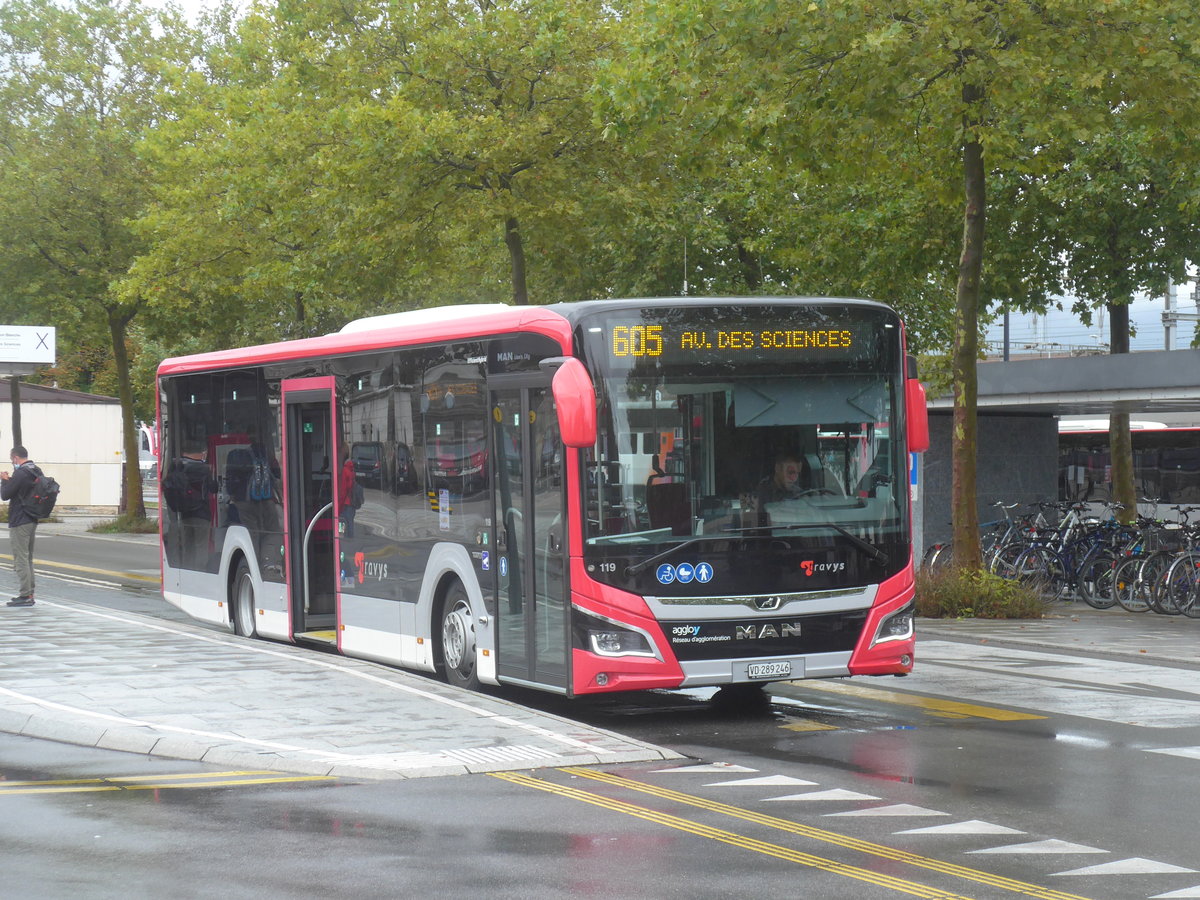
[
  {"x1": 872, "y1": 602, "x2": 914, "y2": 647},
  {"x1": 596, "y1": 673, "x2": 609, "y2": 687}
]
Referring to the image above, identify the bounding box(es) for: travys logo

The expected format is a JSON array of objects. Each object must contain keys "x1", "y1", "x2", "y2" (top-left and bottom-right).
[
  {"x1": 354, "y1": 551, "x2": 388, "y2": 583},
  {"x1": 800, "y1": 560, "x2": 846, "y2": 576}
]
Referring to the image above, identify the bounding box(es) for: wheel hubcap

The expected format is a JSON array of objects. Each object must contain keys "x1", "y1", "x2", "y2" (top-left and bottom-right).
[
  {"x1": 443, "y1": 602, "x2": 472, "y2": 671},
  {"x1": 237, "y1": 577, "x2": 254, "y2": 633}
]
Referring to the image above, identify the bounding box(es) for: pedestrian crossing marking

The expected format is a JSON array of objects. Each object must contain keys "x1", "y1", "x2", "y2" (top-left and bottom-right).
[
  {"x1": 1150, "y1": 886, "x2": 1200, "y2": 898},
  {"x1": 1145, "y1": 745, "x2": 1200, "y2": 760},
  {"x1": 706, "y1": 775, "x2": 818, "y2": 787},
  {"x1": 826, "y1": 803, "x2": 948, "y2": 817},
  {"x1": 896, "y1": 821, "x2": 1025, "y2": 836},
  {"x1": 1052, "y1": 858, "x2": 1196, "y2": 877},
  {"x1": 762, "y1": 788, "x2": 880, "y2": 802},
  {"x1": 968, "y1": 839, "x2": 1106, "y2": 855}
]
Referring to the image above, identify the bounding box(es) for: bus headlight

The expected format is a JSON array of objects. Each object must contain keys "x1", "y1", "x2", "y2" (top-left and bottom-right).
[
  {"x1": 871, "y1": 602, "x2": 914, "y2": 647},
  {"x1": 573, "y1": 611, "x2": 660, "y2": 659}
]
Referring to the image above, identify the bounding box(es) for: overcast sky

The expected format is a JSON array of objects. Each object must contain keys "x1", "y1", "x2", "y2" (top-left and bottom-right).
[{"x1": 984, "y1": 282, "x2": 1198, "y2": 356}]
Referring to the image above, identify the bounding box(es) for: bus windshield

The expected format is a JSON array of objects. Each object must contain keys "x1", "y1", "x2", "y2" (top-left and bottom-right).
[{"x1": 576, "y1": 303, "x2": 907, "y2": 587}]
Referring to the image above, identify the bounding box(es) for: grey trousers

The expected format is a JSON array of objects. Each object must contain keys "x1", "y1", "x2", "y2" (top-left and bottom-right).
[{"x1": 11, "y1": 522, "x2": 36, "y2": 598}]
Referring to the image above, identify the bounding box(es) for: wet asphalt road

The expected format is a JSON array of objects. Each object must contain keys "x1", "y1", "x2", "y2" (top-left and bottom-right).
[{"x1": 3, "y1": 530, "x2": 1200, "y2": 898}]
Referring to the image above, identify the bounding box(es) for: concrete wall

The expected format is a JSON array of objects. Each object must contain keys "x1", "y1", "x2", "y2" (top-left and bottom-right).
[
  {"x1": 919, "y1": 412, "x2": 1059, "y2": 551},
  {"x1": 0, "y1": 401, "x2": 123, "y2": 507}
]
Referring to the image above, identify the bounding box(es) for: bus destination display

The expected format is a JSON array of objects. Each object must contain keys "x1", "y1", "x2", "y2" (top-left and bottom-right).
[{"x1": 611, "y1": 324, "x2": 855, "y2": 358}]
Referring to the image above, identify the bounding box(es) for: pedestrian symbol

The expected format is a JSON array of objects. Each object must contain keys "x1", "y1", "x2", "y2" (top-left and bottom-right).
[{"x1": 695, "y1": 562, "x2": 713, "y2": 583}]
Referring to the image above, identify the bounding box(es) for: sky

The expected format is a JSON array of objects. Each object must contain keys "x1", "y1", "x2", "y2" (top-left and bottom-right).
[{"x1": 983, "y1": 281, "x2": 1199, "y2": 357}]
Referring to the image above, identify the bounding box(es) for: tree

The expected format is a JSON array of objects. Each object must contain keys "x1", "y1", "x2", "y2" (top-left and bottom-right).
[
  {"x1": 1035, "y1": 119, "x2": 1200, "y2": 520},
  {"x1": 128, "y1": 0, "x2": 637, "y2": 331},
  {"x1": 0, "y1": 0, "x2": 197, "y2": 518},
  {"x1": 600, "y1": 0, "x2": 1200, "y2": 566}
]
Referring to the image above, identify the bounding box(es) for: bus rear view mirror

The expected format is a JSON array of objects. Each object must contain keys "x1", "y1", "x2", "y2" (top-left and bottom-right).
[
  {"x1": 906, "y1": 378, "x2": 929, "y2": 453},
  {"x1": 546, "y1": 357, "x2": 597, "y2": 448}
]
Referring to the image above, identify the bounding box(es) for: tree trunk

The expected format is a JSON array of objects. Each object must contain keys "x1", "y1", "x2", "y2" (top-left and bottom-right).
[
  {"x1": 737, "y1": 241, "x2": 762, "y2": 291},
  {"x1": 10, "y1": 376, "x2": 21, "y2": 449},
  {"x1": 1108, "y1": 301, "x2": 1136, "y2": 523},
  {"x1": 950, "y1": 86, "x2": 986, "y2": 570},
  {"x1": 108, "y1": 311, "x2": 146, "y2": 520},
  {"x1": 504, "y1": 216, "x2": 529, "y2": 306}
]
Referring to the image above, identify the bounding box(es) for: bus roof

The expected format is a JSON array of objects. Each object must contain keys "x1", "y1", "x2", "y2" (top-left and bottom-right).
[
  {"x1": 157, "y1": 304, "x2": 573, "y2": 377},
  {"x1": 157, "y1": 296, "x2": 898, "y2": 378}
]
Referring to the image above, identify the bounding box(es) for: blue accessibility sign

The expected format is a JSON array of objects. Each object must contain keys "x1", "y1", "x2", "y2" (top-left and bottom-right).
[
  {"x1": 694, "y1": 561, "x2": 713, "y2": 583},
  {"x1": 675, "y1": 563, "x2": 695, "y2": 583},
  {"x1": 656, "y1": 564, "x2": 676, "y2": 584}
]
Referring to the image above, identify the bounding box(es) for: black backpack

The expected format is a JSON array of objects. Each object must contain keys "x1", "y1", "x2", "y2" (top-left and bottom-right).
[
  {"x1": 23, "y1": 466, "x2": 60, "y2": 519},
  {"x1": 162, "y1": 458, "x2": 211, "y2": 515}
]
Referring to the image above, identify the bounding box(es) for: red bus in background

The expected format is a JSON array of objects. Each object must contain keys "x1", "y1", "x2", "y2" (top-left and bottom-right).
[{"x1": 156, "y1": 298, "x2": 928, "y2": 696}]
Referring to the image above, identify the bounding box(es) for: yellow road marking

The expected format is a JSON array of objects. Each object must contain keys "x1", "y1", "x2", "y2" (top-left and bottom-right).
[
  {"x1": 0, "y1": 770, "x2": 335, "y2": 794},
  {"x1": 494, "y1": 771, "x2": 977, "y2": 900},
  {"x1": 793, "y1": 680, "x2": 1046, "y2": 721},
  {"x1": 0, "y1": 552, "x2": 159, "y2": 584},
  {"x1": 559, "y1": 768, "x2": 1092, "y2": 900},
  {"x1": 782, "y1": 721, "x2": 839, "y2": 732}
]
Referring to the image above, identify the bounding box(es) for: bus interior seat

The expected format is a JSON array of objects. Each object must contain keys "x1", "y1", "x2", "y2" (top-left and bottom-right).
[{"x1": 646, "y1": 480, "x2": 689, "y2": 535}]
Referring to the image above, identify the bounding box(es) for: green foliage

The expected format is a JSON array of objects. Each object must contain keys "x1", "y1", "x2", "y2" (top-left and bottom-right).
[
  {"x1": 89, "y1": 514, "x2": 159, "y2": 535},
  {"x1": 0, "y1": 0, "x2": 198, "y2": 514},
  {"x1": 916, "y1": 566, "x2": 1044, "y2": 620}
]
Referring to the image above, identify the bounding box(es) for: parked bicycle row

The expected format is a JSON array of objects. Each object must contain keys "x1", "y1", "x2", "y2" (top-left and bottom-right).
[{"x1": 921, "y1": 499, "x2": 1200, "y2": 617}]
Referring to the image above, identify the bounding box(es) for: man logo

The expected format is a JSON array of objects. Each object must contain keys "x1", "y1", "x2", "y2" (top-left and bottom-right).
[{"x1": 754, "y1": 596, "x2": 783, "y2": 611}]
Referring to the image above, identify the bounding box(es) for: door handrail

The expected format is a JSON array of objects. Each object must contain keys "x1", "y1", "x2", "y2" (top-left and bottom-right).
[{"x1": 303, "y1": 501, "x2": 334, "y2": 613}]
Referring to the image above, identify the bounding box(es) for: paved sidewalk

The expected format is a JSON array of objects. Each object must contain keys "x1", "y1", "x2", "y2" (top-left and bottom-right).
[
  {"x1": 918, "y1": 600, "x2": 1200, "y2": 667},
  {"x1": 5, "y1": 516, "x2": 1197, "y2": 780},
  {"x1": 0, "y1": 589, "x2": 677, "y2": 782}
]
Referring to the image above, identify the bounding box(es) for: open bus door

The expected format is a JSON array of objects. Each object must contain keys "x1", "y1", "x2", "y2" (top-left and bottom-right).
[
  {"x1": 489, "y1": 375, "x2": 570, "y2": 692},
  {"x1": 281, "y1": 377, "x2": 342, "y2": 646}
]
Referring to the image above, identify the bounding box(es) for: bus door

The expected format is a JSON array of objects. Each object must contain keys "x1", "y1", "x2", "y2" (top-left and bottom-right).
[
  {"x1": 281, "y1": 377, "x2": 340, "y2": 644},
  {"x1": 490, "y1": 377, "x2": 569, "y2": 691}
]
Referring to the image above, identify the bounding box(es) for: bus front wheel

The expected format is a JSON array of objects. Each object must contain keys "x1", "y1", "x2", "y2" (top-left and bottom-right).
[
  {"x1": 232, "y1": 559, "x2": 258, "y2": 639},
  {"x1": 440, "y1": 582, "x2": 480, "y2": 691}
]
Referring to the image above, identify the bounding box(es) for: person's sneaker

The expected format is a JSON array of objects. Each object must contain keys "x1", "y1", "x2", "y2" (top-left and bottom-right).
[{"x1": 6, "y1": 596, "x2": 34, "y2": 607}]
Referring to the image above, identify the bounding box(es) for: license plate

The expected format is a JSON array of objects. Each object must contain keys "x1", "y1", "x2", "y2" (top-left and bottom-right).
[{"x1": 747, "y1": 661, "x2": 792, "y2": 680}]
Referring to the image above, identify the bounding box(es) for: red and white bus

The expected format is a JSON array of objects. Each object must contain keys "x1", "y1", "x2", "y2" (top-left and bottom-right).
[{"x1": 156, "y1": 298, "x2": 928, "y2": 696}]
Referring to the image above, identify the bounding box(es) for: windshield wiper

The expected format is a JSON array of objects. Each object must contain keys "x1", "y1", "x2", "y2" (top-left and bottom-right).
[
  {"x1": 774, "y1": 522, "x2": 890, "y2": 566},
  {"x1": 624, "y1": 523, "x2": 888, "y2": 577},
  {"x1": 625, "y1": 535, "x2": 721, "y2": 576}
]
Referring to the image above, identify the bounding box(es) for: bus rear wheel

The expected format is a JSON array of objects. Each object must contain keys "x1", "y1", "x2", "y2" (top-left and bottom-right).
[
  {"x1": 232, "y1": 559, "x2": 258, "y2": 638},
  {"x1": 440, "y1": 583, "x2": 480, "y2": 691}
]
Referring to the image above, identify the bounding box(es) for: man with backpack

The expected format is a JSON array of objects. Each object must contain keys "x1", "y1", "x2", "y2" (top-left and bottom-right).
[{"x1": 1, "y1": 445, "x2": 41, "y2": 607}]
